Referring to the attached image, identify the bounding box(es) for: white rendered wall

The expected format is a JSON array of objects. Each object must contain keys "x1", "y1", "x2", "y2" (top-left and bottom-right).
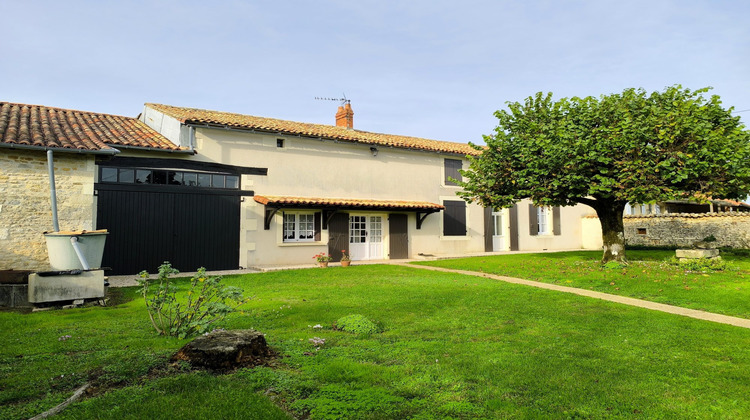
[
  {"x1": 514, "y1": 199, "x2": 598, "y2": 251},
  {"x1": 190, "y1": 127, "x2": 486, "y2": 266}
]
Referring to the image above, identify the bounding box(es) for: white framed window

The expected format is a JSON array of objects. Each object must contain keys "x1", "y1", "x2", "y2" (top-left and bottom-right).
[
  {"x1": 349, "y1": 215, "x2": 367, "y2": 244},
  {"x1": 537, "y1": 206, "x2": 551, "y2": 235},
  {"x1": 627, "y1": 203, "x2": 661, "y2": 216},
  {"x1": 283, "y1": 212, "x2": 315, "y2": 242},
  {"x1": 369, "y1": 216, "x2": 382, "y2": 242},
  {"x1": 492, "y1": 212, "x2": 503, "y2": 236},
  {"x1": 624, "y1": 203, "x2": 634, "y2": 215}
]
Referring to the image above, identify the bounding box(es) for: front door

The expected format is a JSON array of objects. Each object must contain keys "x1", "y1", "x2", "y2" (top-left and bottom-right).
[
  {"x1": 349, "y1": 215, "x2": 383, "y2": 260},
  {"x1": 492, "y1": 211, "x2": 505, "y2": 251}
]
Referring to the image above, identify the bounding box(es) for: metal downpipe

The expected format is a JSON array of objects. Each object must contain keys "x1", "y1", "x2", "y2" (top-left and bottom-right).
[{"x1": 47, "y1": 150, "x2": 60, "y2": 232}]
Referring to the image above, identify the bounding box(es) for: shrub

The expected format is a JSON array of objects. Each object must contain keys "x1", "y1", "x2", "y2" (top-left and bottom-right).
[
  {"x1": 137, "y1": 262, "x2": 250, "y2": 338},
  {"x1": 703, "y1": 234, "x2": 717, "y2": 243},
  {"x1": 334, "y1": 314, "x2": 380, "y2": 334},
  {"x1": 667, "y1": 256, "x2": 728, "y2": 273}
]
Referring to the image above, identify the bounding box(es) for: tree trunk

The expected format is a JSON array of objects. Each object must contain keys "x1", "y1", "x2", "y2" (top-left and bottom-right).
[{"x1": 594, "y1": 203, "x2": 627, "y2": 263}]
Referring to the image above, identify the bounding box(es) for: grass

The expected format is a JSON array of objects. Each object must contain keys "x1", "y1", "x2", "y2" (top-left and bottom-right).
[
  {"x1": 1, "y1": 262, "x2": 750, "y2": 418},
  {"x1": 416, "y1": 249, "x2": 750, "y2": 319}
]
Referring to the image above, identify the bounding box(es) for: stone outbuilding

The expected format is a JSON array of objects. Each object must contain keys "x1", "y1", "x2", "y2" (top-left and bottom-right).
[{"x1": 0, "y1": 102, "x2": 186, "y2": 271}]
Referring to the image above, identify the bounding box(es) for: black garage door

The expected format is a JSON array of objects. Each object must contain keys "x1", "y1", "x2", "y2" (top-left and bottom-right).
[
  {"x1": 96, "y1": 187, "x2": 241, "y2": 275},
  {"x1": 92, "y1": 157, "x2": 262, "y2": 275}
]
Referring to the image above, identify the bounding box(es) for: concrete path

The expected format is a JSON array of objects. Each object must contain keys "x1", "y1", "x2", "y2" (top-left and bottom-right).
[{"x1": 395, "y1": 263, "x2": 750, "y2": 329}]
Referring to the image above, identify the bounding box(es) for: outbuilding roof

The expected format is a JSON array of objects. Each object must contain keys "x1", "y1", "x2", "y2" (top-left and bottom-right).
[
  {"x1": 146, "y1": 103, "x2": 480, "y2": 156},
  {"x1": 0, "y1": 102, "x2": 184, "y2": 154}
]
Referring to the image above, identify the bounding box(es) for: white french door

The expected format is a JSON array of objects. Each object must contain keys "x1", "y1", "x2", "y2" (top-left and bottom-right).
[{"x1": 349, "y1": 215, "x2": 384, "y2": 260}]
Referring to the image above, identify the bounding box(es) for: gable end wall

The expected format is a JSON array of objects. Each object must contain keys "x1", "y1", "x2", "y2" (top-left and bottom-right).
[{"x1": 140, "y1": 107, "x2": 185, "y2": 147}]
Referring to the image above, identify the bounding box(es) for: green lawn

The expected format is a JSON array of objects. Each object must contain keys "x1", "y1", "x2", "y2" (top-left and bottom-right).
[
  {"x1": 2, "y1": 263, "x2": 750, "y2": 419},
  {"x1": 416, "y1": 250, "x2": 750, "y2": 319}
]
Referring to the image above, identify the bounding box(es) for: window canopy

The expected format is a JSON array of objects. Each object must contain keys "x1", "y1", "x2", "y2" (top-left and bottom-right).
[{"x1": 254, "y1": 195, "x2": 444, "y2": 230}]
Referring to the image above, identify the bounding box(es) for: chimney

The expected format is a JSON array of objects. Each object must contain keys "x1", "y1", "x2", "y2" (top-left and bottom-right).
[{"x1": 335, "y1": 103, "x2": 354, "y2": 129}]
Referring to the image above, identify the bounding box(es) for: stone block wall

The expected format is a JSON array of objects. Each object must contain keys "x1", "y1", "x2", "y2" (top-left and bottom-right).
[
  {"x1": 0, "y1": 149, "x2": 96, "y2": 270},
  {"x1": 623, "y1": 213, "x2": 750, "y2": 248}
]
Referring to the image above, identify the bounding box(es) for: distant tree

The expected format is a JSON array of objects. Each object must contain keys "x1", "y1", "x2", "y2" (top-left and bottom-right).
[{"x1": 459, "y1": 86, "x2": 750, "y2": 262}]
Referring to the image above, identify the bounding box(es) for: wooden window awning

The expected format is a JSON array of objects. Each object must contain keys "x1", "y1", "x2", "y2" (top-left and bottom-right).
[{"x1": 254, "y1": 195, "x2": 444, "y2": 230}]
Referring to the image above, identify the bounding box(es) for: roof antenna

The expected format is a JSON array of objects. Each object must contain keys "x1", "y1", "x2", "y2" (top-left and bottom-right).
[
  {"x1": 314, "y1": 94, "x2": 350, "y2": 106},
  {"x1": 316, "y1": 94, "x2": 354, "y2": 129}
]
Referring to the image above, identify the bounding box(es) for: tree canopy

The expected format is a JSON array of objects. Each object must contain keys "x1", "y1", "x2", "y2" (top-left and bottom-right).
[{"x1": 459, "y1": 86, "x2": 750, "y2": 262}]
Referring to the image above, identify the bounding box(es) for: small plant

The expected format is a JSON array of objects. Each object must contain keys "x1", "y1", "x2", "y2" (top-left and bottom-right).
[
  {"x1": 334, "y1": 314, "x2": 380, "y2": 335},
  {"x1": 667, "y1": 256, "x2": 728, "y2": 273},
  {"x1": 340, "y1": 250, "x2": 350, "y2": 262},
  {"x1": 602, "y1": 260, "x2": 627, "y2": 270},
  {"x1": 309, "y1": 337, "x2": 326, "y2": 350},
  {"x1": 313, "y1": 253, "x2": 332, "y2": 263},
  {"x1": 137, "y1": 262, "x2": 251, "y2": 339}
]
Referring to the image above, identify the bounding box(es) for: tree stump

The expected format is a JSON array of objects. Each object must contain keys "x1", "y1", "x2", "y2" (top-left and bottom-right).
[{"x1": 171, "y1": 329, "x2": 273, "y2": 370}]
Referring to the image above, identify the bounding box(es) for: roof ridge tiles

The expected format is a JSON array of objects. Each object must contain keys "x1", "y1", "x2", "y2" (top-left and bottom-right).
[
  {"x1": 145, "y1": 103, "x2": 481, "y2": 156},
  {"x1": 1, "y1": 101, "x2": 135, "y2": 119}
]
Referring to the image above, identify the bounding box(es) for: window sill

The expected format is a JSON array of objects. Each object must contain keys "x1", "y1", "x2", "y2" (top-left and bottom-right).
[
  {"x1": 440, "y1": 235, "x2": 470, "y2": 241},
  {"x1": 278, "y1": 242, "x2": 323, "y2": 247}
]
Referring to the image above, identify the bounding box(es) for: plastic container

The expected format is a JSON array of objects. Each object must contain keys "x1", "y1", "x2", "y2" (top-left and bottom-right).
[{"x1": 44, "y1": 230, "x2": 108, "y2": 270}]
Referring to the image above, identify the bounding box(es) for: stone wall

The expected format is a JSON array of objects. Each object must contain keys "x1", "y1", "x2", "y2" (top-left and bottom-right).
[
  {"x1": 0, "y1": 149, "x2": 96, "y2": 270},
  {"x1": 624, "y1": 213, "x2": 750, "y2": 248}
]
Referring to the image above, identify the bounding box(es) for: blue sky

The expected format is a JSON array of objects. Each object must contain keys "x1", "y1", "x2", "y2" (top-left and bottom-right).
[{"x1": 1, "y1": 0, "x2": 748, "y2": 144}]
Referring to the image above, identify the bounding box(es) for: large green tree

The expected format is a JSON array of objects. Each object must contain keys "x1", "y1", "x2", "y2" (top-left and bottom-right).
[{"x1": 459, "y1": 86, "x2": 750, "y2": 262}]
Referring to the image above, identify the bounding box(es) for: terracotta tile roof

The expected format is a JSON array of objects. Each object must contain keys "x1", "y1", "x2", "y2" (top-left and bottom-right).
[
  {"x1": 625, "y1": 212, "x2": 750, "y2": 218},
  {"x1": 254, "y1": 195, "x2": 445, "y2": 210},
  {"x1": 0, "y1": 102, "x2": 183, "y2": 153},
  {"x1": 146, "y1": 103, "x2": 480, "y2": 156},
  {"x1": 711, "y1": 198, "x2": 750, "y2": 208},
  {"x1": 665, "y1": 198, "x2": 750, "y2": 208}
]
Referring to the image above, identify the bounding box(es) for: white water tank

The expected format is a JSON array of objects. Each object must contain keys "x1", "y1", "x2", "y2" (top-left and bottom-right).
[{"x1": 44, "y1": 231, "x2": 108, "y2": 270}]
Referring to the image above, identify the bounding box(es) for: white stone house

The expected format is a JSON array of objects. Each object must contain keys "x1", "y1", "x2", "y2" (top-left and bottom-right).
[{"x1": 137, "y1": 103, "x2": 599, "y2": 272}]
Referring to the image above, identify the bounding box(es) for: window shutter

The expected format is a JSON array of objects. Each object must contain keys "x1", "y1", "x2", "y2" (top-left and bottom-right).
[
  {"x1": 314, "y1": 212, "x2": 322, "y2": 241},
  {"x1": 443, "y1": 200, "x2": 467, "y2": 236},
  {"x1": 327, "y1": 213, "x2": 348, "y2": 261},
  {"x1": 444, "y1": 159, "x2": 462, "y2": 186},
  {"x1": 528, "y1": 204, "x2": 538, "y2": 236},
  {"x1": 552, "y1": 207, "x2": 561, "y2": 236},
  {"x1": 509, "y1": 204, "x2": 519, "y2": 251}
]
